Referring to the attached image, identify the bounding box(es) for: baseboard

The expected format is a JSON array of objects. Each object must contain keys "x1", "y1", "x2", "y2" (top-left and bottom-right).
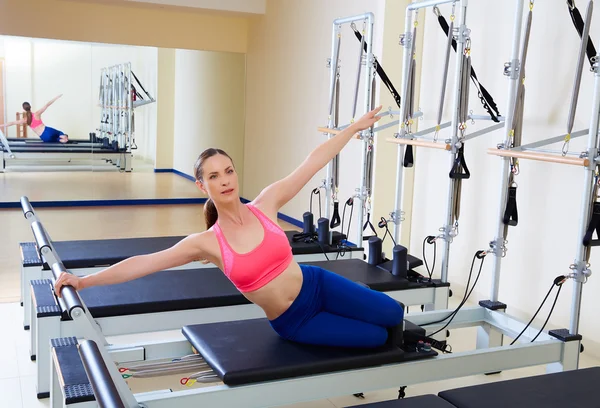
[{"x1": 0, "y1": 198, "x2": 206, "y2": 209}]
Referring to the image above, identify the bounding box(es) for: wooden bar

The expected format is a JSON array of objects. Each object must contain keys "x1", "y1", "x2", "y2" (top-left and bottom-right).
[
  {"x1": 487, "y1": 148, "x2": 590, "y2": 167},
  {"x1": 386, "y1": 137, "x2": 451, "y2": 151},
  {"x1": 317, "y1": 126, "x2": 362, "y2": 140}
]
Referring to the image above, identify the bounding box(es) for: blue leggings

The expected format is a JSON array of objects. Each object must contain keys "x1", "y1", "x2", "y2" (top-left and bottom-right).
[
  {"x1": 39, "y1": 126, "x2": 67, "y2": 143},
  {"x1": 269, "y1": 264, "x2": 404, "y2": 348}
]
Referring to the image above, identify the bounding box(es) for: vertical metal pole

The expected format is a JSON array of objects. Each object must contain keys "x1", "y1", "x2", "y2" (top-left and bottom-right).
[
  {"x1": 439, "y1": 0, "x2": 468, "y2": 283},
  {"x1": 570, "y1": 57, "x2": 600, "y2": 335},
  {"x1": 392, "y1": 7, "x2": 415, "y2": 245},
  {"x1": 325, "y1": 24, "x2": 342, "y2": 221},
  {"x1": 489, "y1": 0, "x2": 525, "y2": 301},
  {"x1": 356, "y1": 12, "x2": 375, "y2": 246}
]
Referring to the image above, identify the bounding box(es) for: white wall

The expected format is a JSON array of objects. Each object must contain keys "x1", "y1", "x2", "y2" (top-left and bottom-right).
[
  {"x1": 244, "y1": 0, "x2": 385, "y2": 241},
  {"x1": 0, "y1": 36, "x2": 157, "y2": 163},
  {"x1": 413, "y1": 2, "x2": 600, "y2": 357},
  {"x1": 172, "y1": 49, "x2": 246, "y2": 184}
]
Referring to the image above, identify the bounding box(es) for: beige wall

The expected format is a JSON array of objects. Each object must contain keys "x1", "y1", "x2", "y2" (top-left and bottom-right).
[
  {"x1": 172, "y1": 49, "x2": 246, "y2": 188},
  {"x1": 0, "y1": 0, "x2": 248, "y2": 53},
  {"x1": 155, "y1": 48, "x2": 176, "y2": 169}
]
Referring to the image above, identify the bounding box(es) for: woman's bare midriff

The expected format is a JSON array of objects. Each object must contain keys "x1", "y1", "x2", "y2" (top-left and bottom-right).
[{"x1": 242, "y1": 261, "x2": 304, "y2": 320}]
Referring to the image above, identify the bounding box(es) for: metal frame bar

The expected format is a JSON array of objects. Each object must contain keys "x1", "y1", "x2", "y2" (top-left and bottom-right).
[
  {"x1": 49, "y1": 303, "x2": 578, "y2": 408},
  {"x1": 323, "y1": 13, "x2": 376, "y2": 246}
]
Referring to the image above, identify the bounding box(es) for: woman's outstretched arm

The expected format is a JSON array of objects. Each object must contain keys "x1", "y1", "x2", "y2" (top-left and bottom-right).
[
  {"x1": 0, "y1": 118, "x2": 27, "y2": 128},
  {"x1": 35, "y1": 94, "x2": 63, "y2": 116},
  {"x1": 53, "y1": 232, "x2": 212, "y2": 297},
  {"x1": 254, "y1": 106, "x2": 382, "y2": 213}
]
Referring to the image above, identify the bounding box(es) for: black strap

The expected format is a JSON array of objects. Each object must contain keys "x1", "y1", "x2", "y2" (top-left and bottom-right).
[
  {"x1": 330, "y1": 202, "x2": 341, "y2": 228},
  {"x1": 567, "y1": 0, "x2": 598, "y2": 68},
  {"x1": 449, "y1": 145, "x2": 470, "y2": 179},
  {"x1": 352, "y1": 28, "x2": 401, "y2": 110},
  {"x1": 503, "y1": 185, "x2": 518, "y2": 226},
  {"x1": 130, "y1": 70, "x2": 152, "y2": 100},
  {"x1": 436, "y1": 14, "x2": 501, "y2": 122},
  {"x1": 583, "y1": 202, "x2": 600, "y2": 246},
  {"x1": 403, "y1": 145, "x2": 414, "y2": 167},
  {"x1": 362, "y1": 212, "x2": 378, "y2": 240}
]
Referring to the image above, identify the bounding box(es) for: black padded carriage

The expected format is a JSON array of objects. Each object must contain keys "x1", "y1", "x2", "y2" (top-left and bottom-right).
[
  {"x1": 346, "y1": 367, "x2": 600, "y2": 408},
  {"x1": 182, "y1": 318, "x2": 437, "y2": 386},
  {"x1": 35, "y1": 259, "x2": 447, "y2": 319},
  {"x1": 21, "y1": 232, "x2": 422, "y2": 270}
]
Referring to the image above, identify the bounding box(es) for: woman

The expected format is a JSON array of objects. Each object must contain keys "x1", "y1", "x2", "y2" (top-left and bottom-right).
[
  {"x1": 0, "y1": 94, "x2": 68, "y2": 143},
  {"x1": 55, "y1": 105, "x2": 405, "y2": 349}
]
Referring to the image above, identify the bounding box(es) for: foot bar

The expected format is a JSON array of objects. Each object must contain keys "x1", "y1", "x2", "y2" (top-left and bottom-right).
[
  {"x1": 387, "y1": 137, "x2": 451, "y2": 151},
  {"x1": 488, "y1": 148, "x2": 590, "y2": 166},
  {"x1": 78, "y1": 340, "x2": 125, "y2": 408}
]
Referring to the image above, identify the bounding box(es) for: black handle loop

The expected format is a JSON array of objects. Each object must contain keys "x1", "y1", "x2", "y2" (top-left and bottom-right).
[
  {"x1": 330, "y1": 202, "x2": 341, "y2": 228},
  {"x1": 403, "y1": 145, "x2": 414, "y2": 167},
  {"x1": 503, "y1": 185, "x2": 519, "y2": 226},
  {"x1": 449, "y1": 145, "x2": 470, "y2": 179},
  {"x1": 583, "y1": 202, "x2": 600, "y2": 246},
  {"x1": 362, "y1": 212, "x2": 378, "y2": 240}
]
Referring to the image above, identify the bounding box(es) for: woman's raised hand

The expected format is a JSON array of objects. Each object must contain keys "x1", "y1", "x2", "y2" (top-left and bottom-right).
[{"x1": 352, "y1": 105, "x2": 383, "y2": 132}]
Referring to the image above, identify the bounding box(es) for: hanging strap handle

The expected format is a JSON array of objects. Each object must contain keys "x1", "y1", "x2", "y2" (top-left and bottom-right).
[
  {"x1": 362, "y1": 212, "x2": 378, "y2": 240},
  {"x1": 449, "y1": 145, "x2": 470, "y2": 179},
  {"x1": 503, "y1": 184, "x2": 519, "y2": 226}
]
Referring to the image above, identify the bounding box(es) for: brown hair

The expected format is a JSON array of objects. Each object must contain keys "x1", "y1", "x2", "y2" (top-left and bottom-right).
[
  {"x1": 22, "y1": 102, "x2": 32, "y2": 126},
  {"x1": 194, "y1": 148, "x2": 234, "y2": 229}
]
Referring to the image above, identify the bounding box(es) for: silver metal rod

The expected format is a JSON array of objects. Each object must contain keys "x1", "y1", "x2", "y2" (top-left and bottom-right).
[
  {"x1": 567, "y1": 1, "x2": 593, "y2": 136},
  {"x1": 410, "y1": 121, "x2": 452, "y2": 138},
  {"x1": 437, "y1": 16, "x2": 453, "y2": 126},
  {"x1": 356, "y1": 12, "x2": 375, "y2": 246},
  {"x1": 392, "y1": 7, "x2": 416, "y2": 244},
  {"x1": 333, "y1": 13, "x2": 373, "y2": 25},
  {"x1": 462, "y1": 122, "x2": 505, "y2": 142},
  {"x1": 570, "y1": 56, "x2": 600, "y2": 336},
  {"x1": 517, "y1": 128, "x2": 589, "y2": 150},
  {"x1": 489, "y1": 0, "x2": 525, "y2": 301},
  {"x1": 468, "y1": 114, "x2": 506, "y2": 122},
  {"x1": 440, "y1": 0, "x2": 468, "y2": 283},
  {"x1": 408, "y1": 0, "x2": 455, "y2": 10},
  {"x1": 325, "y1": 23, "x2": 342, "y2": 220},
  {"x1": 351, "y1": 26, "x2": 364, "y2": 119}
]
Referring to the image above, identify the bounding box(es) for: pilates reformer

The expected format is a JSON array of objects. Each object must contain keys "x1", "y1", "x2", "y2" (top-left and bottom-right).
[
  {"x1": 27, "y1": 209, "x2": 448, "y2": 400},
  {"x1": 0, "y1": 130, "x2": 132, "y2": 173},
  {"x1": 43, "y1": 234, "x2": 578, "y2": 408},
  {"x1": 18, "y1": 197, "x2": 376, "y2": 330},
  {"x1": 346, "y1": 366, "x2": 600, "y2": 408}
]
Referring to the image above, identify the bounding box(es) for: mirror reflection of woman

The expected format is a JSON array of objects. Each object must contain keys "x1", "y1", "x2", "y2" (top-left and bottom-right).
[{"x1": 0, "y1": 94, "x2": 69, "y2": 143}]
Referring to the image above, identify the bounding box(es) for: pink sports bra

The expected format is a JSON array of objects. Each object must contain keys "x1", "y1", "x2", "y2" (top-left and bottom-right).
[
  {"x1": 212, "y1": 204, "x2": 293, "y2": 293},
  {"x1": 30, "y1": 115, "x2": 43, "y2": 128}
]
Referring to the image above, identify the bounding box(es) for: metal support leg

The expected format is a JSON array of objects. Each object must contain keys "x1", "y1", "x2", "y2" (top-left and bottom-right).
[{"x1": 37, "y1": 316, "x2": 61, "y2": 398}]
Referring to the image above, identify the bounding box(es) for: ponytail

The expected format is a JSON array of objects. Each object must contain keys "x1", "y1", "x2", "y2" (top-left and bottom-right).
[
  {"x1": 22, "y1": 102, "x2": 32, "y2": 126},
  {"x1": 204, "y1": 198, "x2": 219, "y2": 229}
]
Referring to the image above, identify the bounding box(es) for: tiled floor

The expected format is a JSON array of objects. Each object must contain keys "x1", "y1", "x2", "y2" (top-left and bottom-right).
[{"x1": 3, "y1": 298, "x2": 598, "y2": 408}]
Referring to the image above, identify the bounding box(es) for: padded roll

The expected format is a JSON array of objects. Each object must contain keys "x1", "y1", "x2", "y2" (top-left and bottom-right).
[
  {"x1": 51, "y1": 262, "x2": 84, "y2": 318},
  {"x1": 391, "y1": 245, "x2": 408, "y2": 278},
  {"x1": 31, "y1": 222, "x2": 52, "y2": 255},
  {"x1": 317, "y1": 218, "x2": 330, "y2": 246},
  {"x1": 20, "y1": 196, "x2": 34, "y2": 219},
  {"x1": 78, "y1": 340, "x2": 125, "y2": 408},
  {"x1": 368, "y1": 236, "x2": 383, "y2": 265},
  {"x1": 303, "y1": 212, "x2": 315, "y2": 234}
]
